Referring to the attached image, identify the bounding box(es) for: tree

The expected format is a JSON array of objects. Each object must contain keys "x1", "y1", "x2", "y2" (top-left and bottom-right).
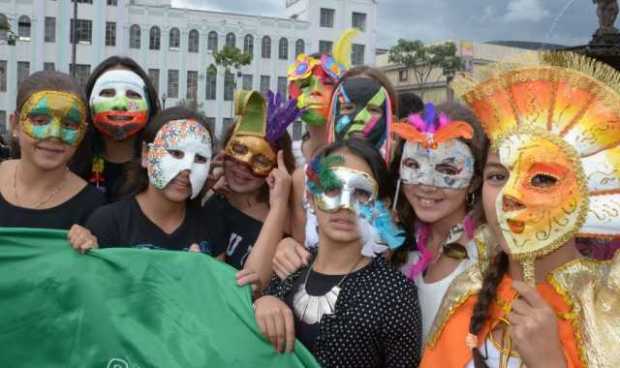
[
  {"x1": 388, "y1": 39, "x2": 464, "y2": 99},
  {"x1": 176, "y1": 98, "x2": 204, "y2": 113},
  {"x1": 213, "y1": 45, "x2": 252, "y2": 89},
  {"x1": 0, "y1": 16, "x2": 17, "y2": 46}
]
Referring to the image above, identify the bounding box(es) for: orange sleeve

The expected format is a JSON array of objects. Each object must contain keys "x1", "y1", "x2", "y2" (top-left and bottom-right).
[{"x1": 420, "y1": 296, "x2": 477, "y2": 368}]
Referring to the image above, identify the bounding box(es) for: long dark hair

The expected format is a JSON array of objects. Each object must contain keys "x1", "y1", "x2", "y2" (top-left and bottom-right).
[
  {"x1": 122, "y1": 106, "x2": 213, "y2": 197},
  {"x1": 470, "y1": 252, "x2": 509, "y2": 367},
  {"x1": 11, "y1": 71, "x2": 91, "y2": 167},
  {"x1": 72, "y1": 56, "x2": 161, "y2": 178},
  {"x1": 335, "y1": 65, "x2": 399, "y2": 115},
  {"x1": 312, "y1": 138, "x2": 395, "y2": 203},
  {"x1": 221, "y1": 122, "x2": 295, "y2": 204},
  {"x1": 390, "y1": 102, "x2": 489, "y2": 268}
]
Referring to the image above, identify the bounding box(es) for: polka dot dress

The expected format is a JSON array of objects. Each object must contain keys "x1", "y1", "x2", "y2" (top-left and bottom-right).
[{"x1": 265, "y1": 256, "x2": 423, "y2": 368}]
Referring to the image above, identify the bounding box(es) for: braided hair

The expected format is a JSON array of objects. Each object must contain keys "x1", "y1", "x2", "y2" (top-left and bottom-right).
[{"x1": 469, "y1": 251, "x2": 509, "y2": 367}]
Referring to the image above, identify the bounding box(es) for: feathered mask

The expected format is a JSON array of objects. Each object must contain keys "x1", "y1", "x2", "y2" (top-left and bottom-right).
[{"x1": 392, "y1": 103, "x2": 473, "y2": 148}]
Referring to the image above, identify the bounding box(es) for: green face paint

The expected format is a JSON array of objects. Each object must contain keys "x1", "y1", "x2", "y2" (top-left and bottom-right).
[{"x1": 20, "y1": 90, "x2": 87, "y2": 146}]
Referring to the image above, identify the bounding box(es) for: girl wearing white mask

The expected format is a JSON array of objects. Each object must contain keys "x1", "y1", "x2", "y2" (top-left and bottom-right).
[
  {"x1": 82, "y1": 107, "x2": 212, "y2": 251},
  {"x1": 73, "y1": 56, "x2": 160, "y2": 203}
]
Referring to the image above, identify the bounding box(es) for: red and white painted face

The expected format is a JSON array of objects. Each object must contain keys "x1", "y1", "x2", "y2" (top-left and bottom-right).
[{"x1": 90, "y1": 69, "x2": 149, "y2": 141}]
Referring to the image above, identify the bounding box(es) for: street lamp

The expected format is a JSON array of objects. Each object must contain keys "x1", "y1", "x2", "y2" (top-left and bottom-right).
[{"x1": 161, "y1": 93, "x2": 167, "y2": 109}]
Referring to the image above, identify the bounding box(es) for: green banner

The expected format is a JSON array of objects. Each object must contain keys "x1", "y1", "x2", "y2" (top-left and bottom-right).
[{"x1": 0, "y1": 228, "x2": 319, "y2": 368}]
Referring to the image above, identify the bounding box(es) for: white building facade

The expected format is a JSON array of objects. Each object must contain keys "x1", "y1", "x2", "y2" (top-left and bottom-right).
[{"x1": 0, "y1": 0, "x2": 377, "y2": 139}]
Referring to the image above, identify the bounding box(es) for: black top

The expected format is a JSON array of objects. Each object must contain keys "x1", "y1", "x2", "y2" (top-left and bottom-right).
[
  {"x1": 284, "y1": 267, "x2": 366, "y2": 353},
  {"x1": 0, "y1": 184, "x2": 105, "y2": 230},
  {"x1": 202, "y1": 194, "x2": 263, "y2": 269},
  {"x1": 265, "y1": 255, "x2": 422, "y2": 368},
  {"x1": 85, "y1": 198, "x2": 210, "y2": 251},
  {"x1": 98, "y1": 160, "x2": 129, "y2": 203}
]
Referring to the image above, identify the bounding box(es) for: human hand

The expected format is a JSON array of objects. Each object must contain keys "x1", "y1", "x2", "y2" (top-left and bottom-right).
[
  {"x1": 254, "y1": 295, "x2": 296, "y2": 353},
  {"x1": 68, "y1": 224, "x2": 98, "y2": 254},
  {"x1": 272, "y1": 237, "x2": 311, "y2": 280}
]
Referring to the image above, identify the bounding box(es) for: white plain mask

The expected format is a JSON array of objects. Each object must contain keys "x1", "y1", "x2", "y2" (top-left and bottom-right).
[{"x1": 147, "y1": 119, "x2": 213, "y2": 199}]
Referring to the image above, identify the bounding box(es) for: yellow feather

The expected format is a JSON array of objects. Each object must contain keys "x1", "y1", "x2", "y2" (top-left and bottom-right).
[{"x1": 332, "y1": 28, "x2": 360, "y2": 68}]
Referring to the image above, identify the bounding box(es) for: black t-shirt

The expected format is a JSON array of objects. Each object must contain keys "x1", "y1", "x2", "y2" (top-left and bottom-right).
[
  {"x1": 98, "y1": 160, "x2": 129, "y2": 203},
  {"x1": 202, "y1": 194, "x2": 263, "y2": 270},
  {"x1": 284, "y1": 268, "x2": 348, "y2": 353},
  {"x1": 0, "y1": 184, "x2": 105, "y2": 230},
  {"x1": 85, "y1": 197, "x2": 210, "y2": 251}
]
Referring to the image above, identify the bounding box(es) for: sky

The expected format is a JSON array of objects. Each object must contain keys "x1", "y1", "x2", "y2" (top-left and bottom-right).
[{"x1": 171, "y1": 0, "x2": 599, "y2": 48}]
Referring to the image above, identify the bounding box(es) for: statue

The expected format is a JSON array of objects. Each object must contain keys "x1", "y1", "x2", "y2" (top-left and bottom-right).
[{"x1": 594, "y1": 0, "x2": 619, "y2": 34}]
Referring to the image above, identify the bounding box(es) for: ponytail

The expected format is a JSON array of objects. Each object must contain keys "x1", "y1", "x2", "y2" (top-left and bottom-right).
[{"x1": 469, "y1": 252, "x2": 509, "y2": 367}]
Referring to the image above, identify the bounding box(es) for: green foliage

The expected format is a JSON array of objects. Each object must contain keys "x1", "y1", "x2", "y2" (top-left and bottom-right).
[
  {"x1": 388, "y1": 39, "x2": 464, "y2": 96},
  {"x1": 212, "y1": 46, "x2": 252, "y2": 74},
  {"x1": 176, "y1": 98, "x2": 204, "y2": 113}
]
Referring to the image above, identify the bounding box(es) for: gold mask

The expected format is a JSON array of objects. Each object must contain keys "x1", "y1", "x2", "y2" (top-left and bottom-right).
[
  {"x1": 19, "y1": 90, "x2": 87, "y2": 146},
  {"x1": 224, "y1": 135, "x2": 276, "y2": 177}
]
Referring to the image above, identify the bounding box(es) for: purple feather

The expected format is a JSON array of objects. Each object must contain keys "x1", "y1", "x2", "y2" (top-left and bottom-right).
[
  {"x1": 406, "y1": 103, "x2": 450, "y2": 134},
  {"x1": 265, "y1": 90, "x2": 304, "y2": 144}
]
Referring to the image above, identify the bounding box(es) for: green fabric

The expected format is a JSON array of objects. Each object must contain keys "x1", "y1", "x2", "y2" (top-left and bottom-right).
[{"x1": 0, "y1": 228, "x2": 320, "y2": 368}]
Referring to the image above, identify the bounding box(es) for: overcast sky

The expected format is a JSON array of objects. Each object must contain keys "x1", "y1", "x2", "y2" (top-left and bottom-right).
[{"x1": 171, "y1": 0, "x2": 599, "y2": 48}]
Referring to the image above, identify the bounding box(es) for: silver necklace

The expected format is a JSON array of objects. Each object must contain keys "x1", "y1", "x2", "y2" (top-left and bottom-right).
[
  {"x1": 13, "y1": 163, "x2": 67, "y2": 209},
  {"x1": 293, "y1": 257, "x2": 363, "y2": 325}
]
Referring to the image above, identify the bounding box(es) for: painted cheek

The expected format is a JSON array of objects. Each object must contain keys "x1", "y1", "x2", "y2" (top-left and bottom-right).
[{"x1": 62, "y1": 129, "x2": 80, "y2": 145}]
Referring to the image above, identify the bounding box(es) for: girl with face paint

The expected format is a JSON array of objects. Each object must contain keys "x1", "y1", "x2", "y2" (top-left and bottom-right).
[
  {"x1": 73, "y1": 56, "x2": 160, "y2": 203},
  {"x1": 0, "y1": 71, "x2": 105, "y2": 250},
  {"x1": 82, "y1": 107, "x2": 214, "y2": 251},
  {"x1": 390, "y1": 102, "x2": 490, "y2": 341},
  {"x1": 420, "y1": 55, "x2": 620, "y2": 368},
  {"x1": 201, "y1": 91, "x2": 297, "y2": 273},
  {"x1": 254, "y1": 139, "x2": 422, "y2": 367},
  {"x1": 281, "y1": 66, "x2": 399, "y2": 272}
]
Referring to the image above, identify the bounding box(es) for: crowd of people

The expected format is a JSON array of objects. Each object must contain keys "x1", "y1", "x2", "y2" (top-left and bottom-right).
[{"x1": 1, "y1": 28, "x2": 619, "y2": 367}]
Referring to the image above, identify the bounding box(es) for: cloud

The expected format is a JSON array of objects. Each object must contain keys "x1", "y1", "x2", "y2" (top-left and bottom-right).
[
  {"x1": 171, "y1": 0, "x2": 595, "y2": 48},
  {"x1": 503, "y1": 0, "x2": 550, "y2": 22}
]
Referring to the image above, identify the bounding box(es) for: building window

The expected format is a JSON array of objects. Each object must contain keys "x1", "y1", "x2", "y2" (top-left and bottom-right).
[
  {"x1": 320, "y1": 8, "x2": 335, "y2": 28},
  {"x1": 351, "y1": 44, "x2": 365, "y2": 65},
  {"x1": 129, "y1": 24, "x2": 140, "y2": 49},
  {"x1": 242, "y1": 74, "x2": 253, "y2": 90},
  {"x1": 278, "y1": 38, "x2": 289, "y2": 60},
  {"x1": 205, "y1": 117, "x2": 216, "y2": 135},
  {"x1": 399, "y1": 69, "x2": 408, "y2": 82},
  {"x1": 148, "y1": 68, "x2": 160, "y2": 94},
  {"x1": 107, "y1": 0, "x2": 117, "y2": 5},
  {"x1": 169, "y1": 28, "x2": 180, "y2": 49},
  {"x1": 18, "y1": 15, "x2": 31, "y2": 40},
  {"x1": 149, "y1": 26, "x2": 160, "y2": 50},
  {"x1": 43, "y1": 62, "x2": 55, "y2": 71},
  {"x1": 277, "y1": 77, "x2": 287, "y2": 98},
  {"x1": 105, "y1": 22, "x2": 116, "y2": 46},
  {"x1": 0, "y1": 14, "x2": 8, "y2": 43},
  {"x1": 260, "y1": 75, "x2": 270, "y2": 95},
  {"x1": 225, "y1": 33, "x2": 236, "y2": 49},
  {"x1": 292, "y1": 120, "x2": 303, "y2": 140},
  {"x1": 207, "y1": 31, "x2": 218, "y2": 52},
  {"x1": 69, "y1": 64, "x2": 90, "y2": 87},
  {"x1": 0, "y1": 61, "x2": 6, "y2": 92},
  {"x1": 243, "y1": 34, "x2": 254, "y2": 58},
  {"x1": 187, "y1": 70, "x2": 198, "y2": 101},
  {"x1": 318, "y1": 40, "x2": 332, "y2": 54},
  {"x1": 167, "y1": 69, "x2": 179, "y2": 98},
  {"x1": 222, "y1": 117, "x2": 234, "y2": 133},
  {"x1": 70, "y1": 19, "x2": 93, "y2": 44},
  {"x1": 17, "y1": 62, "x2": 30, "y2": 89},
  {"x1": 72, "y1": 0, "x2": 93, "y2": 3},
  {"x1": 295, "y1": 39, "x2": 305, "y2": 57},
  {"x1": 224, "y1": 71, "x2": 234, "y2": 101},
  {"x1": 352, "y1": 12, "x2": 367, "y2": 31},
  {"x1": 0, "y1": 111, "x2": 6, "y2": 138},
  {"x1": 206, "y1": 65, "x2": 217, "y2": 100},
  {"x1": 261, "y1": 36, "x2": 271, "y2": 59},
  {"x1": 188, "y1": 29, "x2": 199, "y2": 53},
  {"x1": 45, "y1": 17, "x2": 56, "y2": 43}
]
